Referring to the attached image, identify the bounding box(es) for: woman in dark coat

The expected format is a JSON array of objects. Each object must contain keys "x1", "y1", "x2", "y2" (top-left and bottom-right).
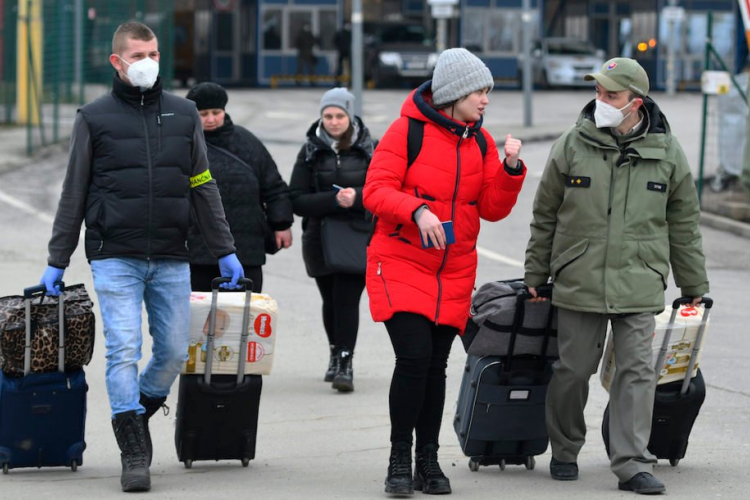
[
  {"x1": 186, "y1": 82, "x2": 293, "y2": 293},
  {"x1": 289, "y1": 87, "x2": 374, "y2": 392}
]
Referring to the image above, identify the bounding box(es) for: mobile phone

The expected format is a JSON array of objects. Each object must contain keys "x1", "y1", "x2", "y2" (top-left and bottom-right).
[
  {"x1": 421, "y1": 221, "x2": 455, "y2": 249},
  {"x1": 332, "y1": 184, "x2": 344, "y2": 191}
]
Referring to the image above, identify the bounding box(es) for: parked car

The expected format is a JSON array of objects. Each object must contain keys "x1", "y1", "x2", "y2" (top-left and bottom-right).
[
  {"x1": 363, "y1": 21, "x2": 438, "y2": 88},
  {"x1": 518, "y1": 37, "x2": 606, "y2": 88}
]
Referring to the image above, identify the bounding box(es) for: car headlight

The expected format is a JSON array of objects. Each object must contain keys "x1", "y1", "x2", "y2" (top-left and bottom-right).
[
  {"x1": 379, "y1": 52, "x2": 402, "y2": 67},
  {"x1": 427, "y1": 53, "x2": 439, "y2": 68}
]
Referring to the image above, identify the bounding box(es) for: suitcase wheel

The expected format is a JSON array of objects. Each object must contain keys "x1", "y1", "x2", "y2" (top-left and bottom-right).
[
  {"x1": 71, "y1": 460, "x2": 78, "y2": 472},
  {"x1": 242, "y1": 458, "x2": 250, "y2": 467},
  {"x1": 525, "y1": 456, "x2": 535, "y2": 470},
  {"x1": 498, "y1": 459, "x2": 506, "y2": 471},
  {"x1": 468, "y1": 458, "x2": 480, "y2": 472},
  {"x1": 669, "y1": 458, "x2": 680, "y2": 467},
  {"x1": 2, "y1": 463, "x2": 8, "y2": 475},
  {"x1": 184, "y1": 459, "x2": 193, "y2": 469}
]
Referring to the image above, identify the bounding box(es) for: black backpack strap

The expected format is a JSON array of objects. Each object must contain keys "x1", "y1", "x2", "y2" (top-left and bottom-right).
[
  {"x1": 475, "y1": 128, "x2": 487, "y2": 158},
  {"x1": 406, "y1": 117, "x2": 424, "y2": 168}
]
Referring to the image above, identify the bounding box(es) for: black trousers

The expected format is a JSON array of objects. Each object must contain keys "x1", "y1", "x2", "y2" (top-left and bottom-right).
[
  {"x1": 384, "y1": 312, "x2": 457, "y2": 450},
  {"x1": 314, "y1": 273, "x2": 365, "y2": 352},
  {"x1": 190, "y1": 264, "x2": 263, "y2": 293}
]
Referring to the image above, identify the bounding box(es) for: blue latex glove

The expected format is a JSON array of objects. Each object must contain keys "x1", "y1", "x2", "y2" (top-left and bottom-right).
[
  {"x1": 218, "y1": 253, "x2": 244, "y2": 289},
  {"x1": 40, "y1": 265, "x2": 65, "y2": 296}
]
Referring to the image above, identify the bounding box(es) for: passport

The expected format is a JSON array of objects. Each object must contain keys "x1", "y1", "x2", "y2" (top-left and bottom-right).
[{"x1": 421, "y1": 221, "x2": 455, "y2": 249}]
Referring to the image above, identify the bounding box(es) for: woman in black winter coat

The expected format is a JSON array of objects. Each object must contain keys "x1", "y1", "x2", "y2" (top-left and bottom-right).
[
  {"x1": 186, "y1": 82, "x2": 293, "y2": 293},
  {"x1": 289, "y1": 87, "x2": 374, "y2": 392}
]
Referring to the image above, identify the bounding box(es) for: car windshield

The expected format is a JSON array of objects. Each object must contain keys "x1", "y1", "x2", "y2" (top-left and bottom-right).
[
  {"x1": 379, "y1": 25, "x2": 429, "y2": 44},
  {"x1": 547, "y1": 40, "x2": 596, "y2": 56}
]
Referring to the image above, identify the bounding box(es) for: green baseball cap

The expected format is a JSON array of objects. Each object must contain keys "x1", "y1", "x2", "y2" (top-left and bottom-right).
[{"x1": 584, "y1": 58, "x2": 649, "y2": 97}]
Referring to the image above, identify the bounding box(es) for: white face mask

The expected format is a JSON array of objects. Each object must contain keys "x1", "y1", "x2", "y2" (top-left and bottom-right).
[
  {"x1": 593, "y1": 99, "x2": 634, "y2": 129},
  {"x1": 119, "y1": 56, "x2": 159, "y2": 90}
]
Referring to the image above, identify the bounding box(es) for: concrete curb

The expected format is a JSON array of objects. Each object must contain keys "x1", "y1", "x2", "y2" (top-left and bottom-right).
[{"x1": 700, "y1": 211, "x2": 750, "y2": 239}]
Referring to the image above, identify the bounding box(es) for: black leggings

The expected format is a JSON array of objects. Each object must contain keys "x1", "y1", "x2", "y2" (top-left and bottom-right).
[
  {"x1": 314, "y1": 273, "x2": 366, "y2": 352},
  {"x1": 190, "y1": 264, "x2": 263, "y2": 293},
  {"x1": 384, "y1": 313, "x2": 457, "y2": 450}
]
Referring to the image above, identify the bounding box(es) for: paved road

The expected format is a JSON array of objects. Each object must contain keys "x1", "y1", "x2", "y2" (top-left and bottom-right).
[{"x1": 0, "y1": 89, "x2": 749, "y2": 499}]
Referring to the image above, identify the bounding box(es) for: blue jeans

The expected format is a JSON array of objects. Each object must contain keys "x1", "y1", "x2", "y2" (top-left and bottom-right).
[{"x1": 91, "y1": 258, "x2": 191, "y2": 418}]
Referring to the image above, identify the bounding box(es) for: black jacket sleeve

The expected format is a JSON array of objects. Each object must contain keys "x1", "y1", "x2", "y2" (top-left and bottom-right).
[
  {"x1": 47, "y1": 112, "x2": 92, "y2": 268},
  {"x1": 247, "y1": 132, "x2": 294, "y2": 231}
]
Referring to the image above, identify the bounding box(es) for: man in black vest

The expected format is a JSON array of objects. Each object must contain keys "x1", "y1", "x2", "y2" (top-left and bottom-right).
[{"x1": 39, "y1": 22, "x2": 244, "y2": 492}]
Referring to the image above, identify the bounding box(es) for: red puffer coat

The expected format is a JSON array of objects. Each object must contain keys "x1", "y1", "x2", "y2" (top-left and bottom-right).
[{"x1": 363, "y1": 82, "x2": 526, "y2": 332}]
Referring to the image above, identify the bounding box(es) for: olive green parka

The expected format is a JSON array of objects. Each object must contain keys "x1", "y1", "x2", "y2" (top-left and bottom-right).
[{"x1": 524, "y1": 97, "x2": 709, "y2": 314}]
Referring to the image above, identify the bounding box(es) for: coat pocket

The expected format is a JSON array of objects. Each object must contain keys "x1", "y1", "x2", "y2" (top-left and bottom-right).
[
  {"x1": 637, "y1": 240, "x2": 670, "y2": 291},
  {"x1": 550, "y1": 237, "x2": 589, "y2": 280}
]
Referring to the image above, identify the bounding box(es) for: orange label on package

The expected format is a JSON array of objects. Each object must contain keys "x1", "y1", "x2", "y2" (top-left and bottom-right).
[
  {"x1": 247, "y1": 341, "x2": 265, "y2": 362},
  {"x1": 254, "y1": 314, "x2": 272, "y2": 338}
]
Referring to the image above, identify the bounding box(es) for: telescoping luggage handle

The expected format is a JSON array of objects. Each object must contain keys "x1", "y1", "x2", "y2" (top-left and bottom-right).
[
  {"x1": 23, "y1": 281, "x2": 66, "y2": 375},
  {"x1": 655, "y1": 296, "x2": 713, "y2": 396},
  {"x1": 204, "y1": 277, "x2": 254, "y2": 385}
]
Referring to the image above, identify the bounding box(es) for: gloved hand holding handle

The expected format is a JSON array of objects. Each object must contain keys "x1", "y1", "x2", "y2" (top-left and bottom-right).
[
  {"x1": 40, "y1": 265, "x2": 65, "y2": 296},
  {"x1": 218, "y1": 253, "x2": 244, "y2": 289}
]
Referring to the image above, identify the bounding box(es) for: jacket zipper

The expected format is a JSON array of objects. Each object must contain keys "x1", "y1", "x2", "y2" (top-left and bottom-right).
[
  {"x1": 377, "y1": 262, "x2": 393, "y2": 307},
  {"x1": 434, "y1": 128, "x2": 468, "y2": 324},
  {"x1": 141, "y1": 94, "x2": 153, "y2": 260}
]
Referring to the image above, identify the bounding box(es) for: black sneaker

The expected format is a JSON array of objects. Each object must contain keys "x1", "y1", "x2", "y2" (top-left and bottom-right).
[
  {"x1": 618, "y1": 472, "x2": 666, "y2": 495},
  {"x1": 332, "y1": 349, "x2": 354, "y2": 392},
  {"x1": 414, "y1": 444, "x2": 451, "y2": 495},
  {"x1": 550, "y1": 457, "x2": 578, "y2": 481},
  {"x1": 385, "y1": 442, "x2": 414, "y2": 496}
]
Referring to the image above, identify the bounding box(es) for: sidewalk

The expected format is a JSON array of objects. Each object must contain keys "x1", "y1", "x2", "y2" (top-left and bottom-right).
[{"x1": 2, "y1": 87, "x2": 748, "y2": 236}]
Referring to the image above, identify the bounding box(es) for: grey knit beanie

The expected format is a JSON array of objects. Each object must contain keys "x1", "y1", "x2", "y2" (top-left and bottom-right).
[
  {"x1": 320, "y1": 87, "x2": 355, "y2": 122},
  {"x1": 431, "y1": 48, "x2": 494, "y2": 106}
]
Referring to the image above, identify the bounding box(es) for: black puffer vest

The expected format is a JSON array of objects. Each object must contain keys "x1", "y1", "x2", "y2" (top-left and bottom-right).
[{"x1": 81, "y1": 76, "x2": 197, "y2": 261}]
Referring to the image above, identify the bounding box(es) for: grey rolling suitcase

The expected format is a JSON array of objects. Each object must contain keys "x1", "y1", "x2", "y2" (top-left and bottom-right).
[{"x1": 454, "y1": 283, "x2": 556, "y2": 471}]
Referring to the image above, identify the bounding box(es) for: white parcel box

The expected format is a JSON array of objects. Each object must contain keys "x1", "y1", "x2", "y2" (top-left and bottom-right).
[
  {"x1": 600, "y1": 304, "x2": 709, "y2": 391},
  {"x1": 182, "y1": 291, "x2": 278, "y2": 376}
]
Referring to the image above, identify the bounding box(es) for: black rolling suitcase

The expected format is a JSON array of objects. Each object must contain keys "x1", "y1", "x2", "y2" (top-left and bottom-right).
[
  {"x1": 0, "y1": 284, "x2": 87, "y2": 474},
  {"x1": 175, "y1": 278, "x2": 262, "y2": 469},
  {"x1": 602, "y1": 296, "x2": 712, "y2": 466},
  {"x1": 454, "y1": 282, "x2": 556, "y2": 472}
]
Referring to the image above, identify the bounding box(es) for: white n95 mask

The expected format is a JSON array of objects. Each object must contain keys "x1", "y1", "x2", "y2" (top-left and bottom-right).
[
  {"x1": 593, "y1": 99, "x2": 633, "y2": 129},
  {"x1": 119, "y1": 56, "x2": 159, "y2": 90}
]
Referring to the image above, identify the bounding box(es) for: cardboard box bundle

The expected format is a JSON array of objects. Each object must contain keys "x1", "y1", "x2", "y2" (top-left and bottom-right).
[
  {"x1": 182, "y1": 291, "x2": 278, "y2": 376},
  {"x1": 600, "y1": 304, "x2": 709, "y2": 391}
]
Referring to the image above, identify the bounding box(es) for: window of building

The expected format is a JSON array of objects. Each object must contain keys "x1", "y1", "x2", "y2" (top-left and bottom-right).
[
  {"x1": 262, "y1": 9, "x2": 283, "y2": 50},
  {"x1": 461, "y1": 4, "x2": 539, "y2": 55}
]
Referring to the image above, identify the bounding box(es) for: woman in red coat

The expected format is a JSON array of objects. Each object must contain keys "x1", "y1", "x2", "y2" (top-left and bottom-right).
[{"x1": 363, "y1": 48, "x2": 526, "y2": 496}]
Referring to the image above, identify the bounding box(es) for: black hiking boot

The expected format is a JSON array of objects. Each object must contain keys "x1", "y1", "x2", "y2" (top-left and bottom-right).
[
  {"x1": 112, "y1": 411, "x2": 150, "y2": 492},
  {"x1": 332, "y1": 349, "x2": 354, "y2": 392},
  {"x1": 139, "y1": 393, "x2": 168, "y2": 466},
  {"x1": 385, "y1": 442, "x2": 414, "y2": 496},
  {"x1": 414, "y1": 444, "x2": 451, "y2": 495},
  {"x1": 324, "y1": 345, "x2": 338, "y2": 382}
]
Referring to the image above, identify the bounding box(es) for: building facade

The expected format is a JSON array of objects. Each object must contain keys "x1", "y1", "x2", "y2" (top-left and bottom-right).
[{"x1": 174, "y1": 0, "x2": 742, "y2": 88}]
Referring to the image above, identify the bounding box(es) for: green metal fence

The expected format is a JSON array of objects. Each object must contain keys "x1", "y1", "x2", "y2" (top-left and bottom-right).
[{"x1": 0, "y1": 0, "x2": 174, "y2": 155}]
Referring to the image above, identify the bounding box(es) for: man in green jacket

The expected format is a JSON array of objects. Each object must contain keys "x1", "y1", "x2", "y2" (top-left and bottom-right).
[{"x1": 524, "y1": 58, "x2": 709, "y2": 495}]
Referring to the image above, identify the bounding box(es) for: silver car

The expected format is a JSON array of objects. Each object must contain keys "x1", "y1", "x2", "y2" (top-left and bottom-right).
[{"x1": 519, "y1": 38, "x2": 606, "y2": 88}]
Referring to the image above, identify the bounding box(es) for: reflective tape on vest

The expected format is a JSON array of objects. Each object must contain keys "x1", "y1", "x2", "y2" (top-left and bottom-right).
[{"x1": 190, "y1": 170, "x2": 213, "y2": 188}]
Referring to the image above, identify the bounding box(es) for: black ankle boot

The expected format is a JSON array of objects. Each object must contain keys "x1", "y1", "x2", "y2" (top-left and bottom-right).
[
  {"x1": 332, "y1": 349, "x2": 353, "y2": 392},
  {"x1": 324, "y1": 345, "x2": 338, "y2": 382},
  {"x1": 414, "y1": 444, "x2": 451, "y2": 495},
  {"x1": 384, "y1": 442, "x2": 414, "y2": 496},
  {"x1": 139, "y1": 393, "x2": 168, "y2": 466},
  {"x1": 112, "y1": 411, "x2": 150, "y2": 492}
]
